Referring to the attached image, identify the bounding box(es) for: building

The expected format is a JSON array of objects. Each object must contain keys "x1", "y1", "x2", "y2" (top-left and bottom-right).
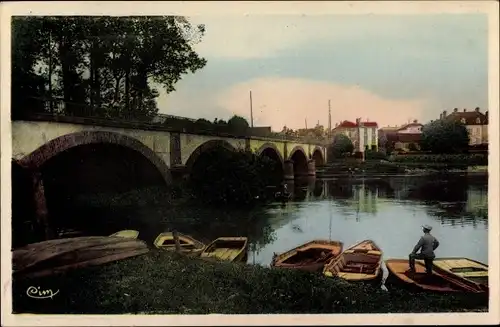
[
  {"x1": 379, "y1": 120, "x2": 423, "y2": 152},
  {"x1": 439, "y1": 107, "x2": 488, "y2": 146},
  {"x1": 332, "y1": 118, "x2": 379, "y2": 152}
]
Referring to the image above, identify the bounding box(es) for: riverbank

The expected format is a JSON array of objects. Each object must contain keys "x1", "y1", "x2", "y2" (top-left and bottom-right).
[
  {"x1": 317, "y1": 160, "x2": 489, "y2": 178},
  {"x1": 12, "y1": 250, "x2": 488, "y2": 314}
]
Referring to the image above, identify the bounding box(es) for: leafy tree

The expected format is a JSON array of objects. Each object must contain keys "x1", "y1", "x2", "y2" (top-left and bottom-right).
[
  {"x1": 194, "y1": 118, "x2": 213, "y2": 129},
  {"x1": 11, "y1": 17, "x2": 47, "y2": 117},
  {"x1": 329, "y1": 134, "x2": 354, "y2": 158},
  {"x1": 11, "y1": 16, "x2": 207, "y2": 120},
  {"x1": 420, "y1": 120, "x2": 470, "y2": 154},
  {"x1": 213, "y1": 118, "x2": 227, "y2": 125},
  {"x1": 227, "y1": 115, "x2": 250, "y2": 133},
  {"x1": 189, "y1": 147, "x2": 278, "y2": 206}
]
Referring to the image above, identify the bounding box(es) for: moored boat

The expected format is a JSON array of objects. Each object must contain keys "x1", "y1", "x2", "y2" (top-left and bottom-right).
[
  {"x1": 427, "y1": 257, "x2": 488, "y2": 291},
  {"x1": 271, "y1": 239, "x2": 343, "y2": 272},
  {"x1": 109, "y1": 230, "x2": 139, "y2": 239},
  {"x1": 385, "y1": 258, "x2": 483, "y2": 293},
  {"x1": 323, "y1": 239, "x2": 383, "y2": 283},
  {"x1": 200, "y1": 237, "x2": 248, "y2": 262},
  {"x1": 153, "y1": 232, "x2": 205, "y2": 256},
  {"x1": 12, "y1": 236, "x2": 149, "y2": 279}
]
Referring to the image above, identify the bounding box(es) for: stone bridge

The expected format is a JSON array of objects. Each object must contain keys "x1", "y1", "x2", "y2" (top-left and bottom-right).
[{"x1": 12, "y1": 119, "x2": 327, "y2": 182}]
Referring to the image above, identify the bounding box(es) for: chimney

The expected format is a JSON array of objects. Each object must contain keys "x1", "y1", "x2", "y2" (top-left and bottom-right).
[
  {"x1": 439, "y1": 113, "x2": 443, "y2": 119},
  {"x1": 475, "y1": 107, "x2": 480, "y2": 112},
  {"x1": 356, "y1": 118, "x2": 361, "y2": 126},
  {"x1": 443, "y1": 110, "x2": 447, "y2": 118},
  {"x1": 454, "y1": 108, "x2": 458, "y2": 113},
  {"x1": 463, "y1": 108, "x2": 466, "y2": 112},
  {"x1": 413, "y1": 119, "x2": 418, "y2": 123}
]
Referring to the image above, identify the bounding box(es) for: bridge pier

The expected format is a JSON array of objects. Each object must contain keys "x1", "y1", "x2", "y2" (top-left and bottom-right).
[
  {"x1": 307, "y1": 159, "x2": 316, "y2": 177},
  {"x1": 283, "y1": 160, "x2": 294, "y2": 180},
  {"x1": 31, "y1": 170, "x2": 54, "y2": 240}
]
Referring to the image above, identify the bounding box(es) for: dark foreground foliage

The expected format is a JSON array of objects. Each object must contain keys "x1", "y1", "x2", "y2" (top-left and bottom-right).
[
  {"x1": 188, "y1": 147, "x2": 281, "y2": 206},
  {"x1": 12, "y1": 250, "x2": 488, "y2": 314}
]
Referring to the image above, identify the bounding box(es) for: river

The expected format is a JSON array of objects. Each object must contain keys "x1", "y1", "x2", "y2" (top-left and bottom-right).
[
  {"x1": 58, "y1": 173, "x2": 489, "y2": 272},
  {"x1": 32, "y1": 172, "x2": 490, "y2": 274}
]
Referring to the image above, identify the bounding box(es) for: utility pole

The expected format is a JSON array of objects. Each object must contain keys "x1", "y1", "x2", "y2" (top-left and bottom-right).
[
  {"x1": 249, "y1": 90, "x2": 254, "y2": 128},
  {"x1": 328, "y1": 99, "x2": 332, "y2": 138}
]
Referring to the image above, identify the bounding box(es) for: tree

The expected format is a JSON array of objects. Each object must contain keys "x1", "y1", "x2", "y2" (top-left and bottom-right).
[
  {"x1": 420, "y1": 120, "x2": 470, "y2": 154},
  {"x1": 188, "y1": 147, "x2": 277, "y2": 206},
  {"x1": 227, "y1": 115, "x2": 250, "y2": 133},
  {"x1": 194, "y1": 118, "x2": 213, "y2": 130},
  {"x1": 11, "y1": 16, "x2": 207, "y2": 120},
  {"x1": 329, "y1": 134, "x2": 354, "y2": 158}
]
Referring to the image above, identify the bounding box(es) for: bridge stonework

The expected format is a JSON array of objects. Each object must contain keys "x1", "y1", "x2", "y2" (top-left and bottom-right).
[{"x1": 13, "y1": 120, "x2": 326, "y2": 178}]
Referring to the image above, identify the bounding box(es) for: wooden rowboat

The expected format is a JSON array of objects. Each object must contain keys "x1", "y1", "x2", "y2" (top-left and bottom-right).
[
  {"x1": 12, "y1": 236, "x2": 149, "y2": 279},
  {"x1": 110, "y1": 230, "x2": 139, "y2": 239},
  {"x1": 323, "y1": 239, "x2": 383, "y2": 283},
  {"x1": 200, "y1": 237, "x2": 248, "y2": 262},
  {"x1": 271, "y1": 240, "x2": 343, "y2": 272},
  {"x1": 385, "y1": 259, "x2": 483, "y2": 293},
  {"x1": 153, "y1": 232, "x2": 205, "y2": 256},
  {"x1": 426, "y1": 257, "x2": 488, "y2": 291}
]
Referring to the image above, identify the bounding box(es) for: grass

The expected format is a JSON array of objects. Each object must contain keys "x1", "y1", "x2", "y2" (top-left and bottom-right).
[{"x1": 12, "y1": 250, "x2": 488, "y2": 314}]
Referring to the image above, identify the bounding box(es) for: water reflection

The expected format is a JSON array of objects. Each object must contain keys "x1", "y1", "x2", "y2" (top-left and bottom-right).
[{"x1": 253, "y1": 175, "x2": 488, "y2": 267}]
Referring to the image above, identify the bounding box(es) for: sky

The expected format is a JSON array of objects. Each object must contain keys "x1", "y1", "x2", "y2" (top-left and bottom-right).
[{"x1": 156, "y1": 14, "x2": 488, "y2": 131}]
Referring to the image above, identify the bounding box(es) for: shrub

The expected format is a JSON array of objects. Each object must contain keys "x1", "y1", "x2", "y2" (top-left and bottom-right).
[
  {"x1": 365, "y1": 151, "x2": 387, "y2": 161},
  {"x1": 329, "y1": 134, "x2": 354, "y2": 158},
  {"x1": 388, "y1": 154, "x2": 487, "y2": 166}
]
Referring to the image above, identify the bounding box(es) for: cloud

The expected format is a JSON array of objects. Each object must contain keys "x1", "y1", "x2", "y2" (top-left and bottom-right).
[
  {"x1": 213, "y1": 77, "x2": 429, "y2": 130},
  {"x1": 188, "y1": 14, "x2": 487, "y2": 60},
  {"x1": 188, "y1": 15, "x2": 403, "y2": 59}
]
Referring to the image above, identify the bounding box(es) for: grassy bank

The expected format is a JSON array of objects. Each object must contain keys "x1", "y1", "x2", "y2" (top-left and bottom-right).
[{"x1": 12, "y1": 250, "x2": 488, "y2": 314}]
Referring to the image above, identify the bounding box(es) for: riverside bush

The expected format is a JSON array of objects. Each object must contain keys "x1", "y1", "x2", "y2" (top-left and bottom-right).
[
  {"x1": 365, "y1": 150, "x2": 387, "y2": 161},
  {"x1": 389, "y1": 154, "x2": 487, "y2": 166}
]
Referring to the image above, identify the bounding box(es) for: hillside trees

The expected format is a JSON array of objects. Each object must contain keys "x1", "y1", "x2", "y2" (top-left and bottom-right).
[{"x1": 11, "y1": 16, "x2": 207, "y2": 120}]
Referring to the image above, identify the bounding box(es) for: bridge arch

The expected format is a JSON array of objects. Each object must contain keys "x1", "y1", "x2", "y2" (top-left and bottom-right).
[
  {"x1": 185, "y1": 139, "x2": 237, "y2": 172},
  {"x1": 288, "y1": 146, "x2": 309, "y2": 177},
  {"x1": 256, "y1": 143, "x2": 284, "y2": 165},
  {"x1": 311, "y1": 146, "x2": 325, "y2": 166},
  {"x1": 17, "y1": 130, "x2": 172, "y2": 185}
]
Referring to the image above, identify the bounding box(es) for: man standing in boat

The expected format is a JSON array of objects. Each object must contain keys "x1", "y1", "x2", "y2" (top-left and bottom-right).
[{"x1": 408, "y1": 224, "x2": 440, "y2": 275}]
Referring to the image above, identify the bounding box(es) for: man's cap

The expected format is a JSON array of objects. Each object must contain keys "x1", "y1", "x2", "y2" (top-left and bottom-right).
[{"x1": 422, "y1": 224, "x2": 433, "y2": 231}]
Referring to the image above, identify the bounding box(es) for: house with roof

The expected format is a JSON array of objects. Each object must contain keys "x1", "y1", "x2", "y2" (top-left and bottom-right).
[
  {"x1": 439, "y1": 107, "x2": 488, "y2": 146},
  {"x1": 379, "y1": 120, "x2": 424, "y2": 152},
  {"x1": 332, "y1": 118, "x2": 379, "y2": 152}
]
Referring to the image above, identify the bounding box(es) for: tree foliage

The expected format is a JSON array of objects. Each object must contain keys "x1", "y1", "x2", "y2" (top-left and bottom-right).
[
  {"x1": 420, "y1": 120, "x2": 470, "y2": 154},
  {"x1": 11, "y1": 16, "x2": 207, "y2": 120},
  {"x1": 189, "y1": 147, "x2": 280, "y2": 206},
  {"x1": 329, "y1": 134, "x2": 354, "y2": 158},
  {"x1": 227, "y1": 115, "x2": 250, "y2": 132}
]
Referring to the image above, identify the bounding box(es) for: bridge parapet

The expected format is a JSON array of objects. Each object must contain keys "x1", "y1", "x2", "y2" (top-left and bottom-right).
[{"x1": 14, "y1": 97, "x2": 329, "y2": 146}]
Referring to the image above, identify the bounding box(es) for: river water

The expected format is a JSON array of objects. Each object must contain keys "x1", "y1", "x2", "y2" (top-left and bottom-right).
[{"x1": 61, "y1": 174, "x2": 489, "y2": 271}]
